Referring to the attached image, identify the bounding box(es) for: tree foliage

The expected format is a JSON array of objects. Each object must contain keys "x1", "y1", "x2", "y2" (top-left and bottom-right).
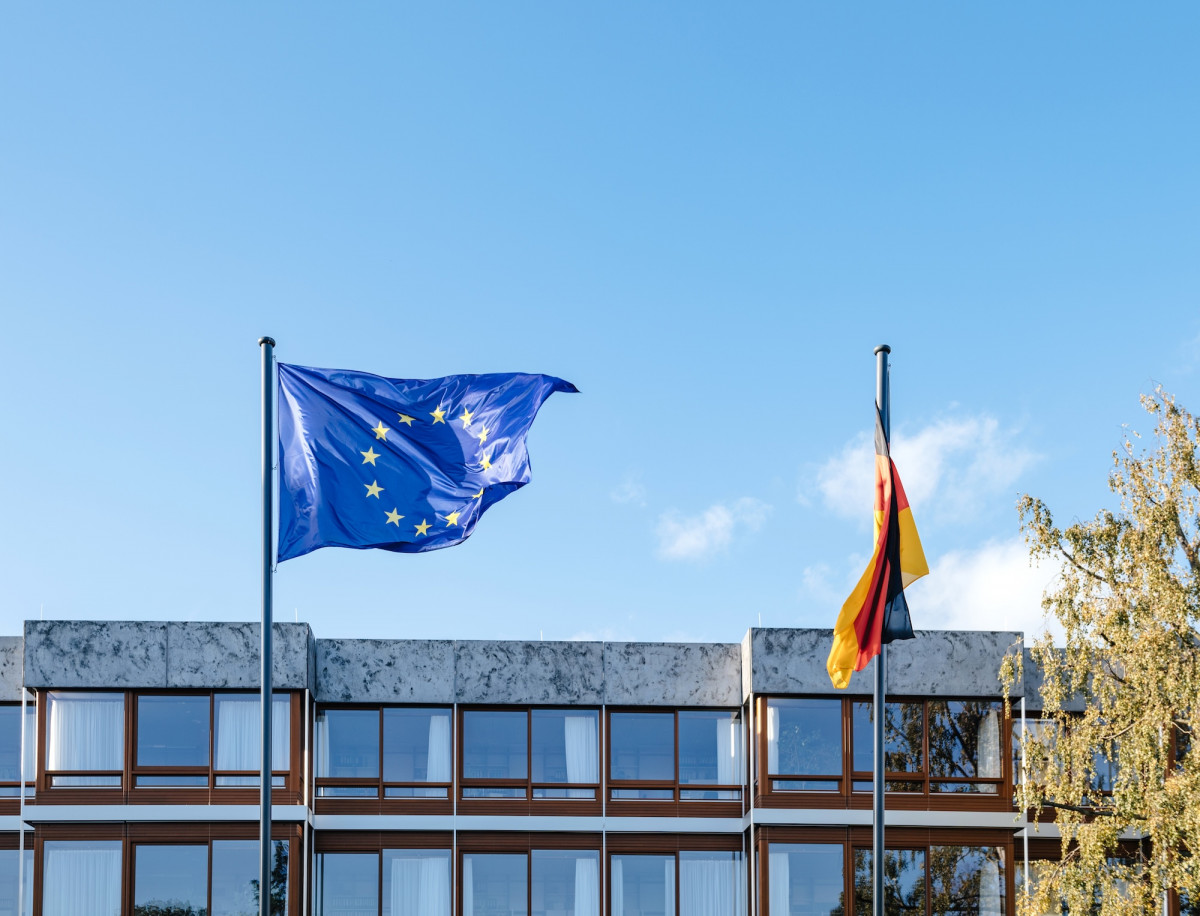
[{"x1": 1012, "y1": 390, "x2": 1200, "y2": 915}]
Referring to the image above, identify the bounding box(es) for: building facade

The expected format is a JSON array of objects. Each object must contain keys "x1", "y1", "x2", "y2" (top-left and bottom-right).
[{"x1": 0, "y1": 621, "x2": 1077, "y2": 915}]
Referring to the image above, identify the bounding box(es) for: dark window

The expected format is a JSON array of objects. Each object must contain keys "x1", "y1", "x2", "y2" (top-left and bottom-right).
[
  {"x1": 316, "y1": 853, "x2": 378, "y2": 916},
  {"x1": 317, "y1": 709, "x2": 380, "y2": 780},
  {"x1": 136, "y1": 695, "x2": 210, "y2": 769},
  {"x1": 610, "y1": 712, "x2": 674, "y2": 782},
  {"x1": 853, "y1": 848, "x2": 927, "y2": 915},
  {"x1": 134, "y1": 844, "x2": 207, "y2": 914},
  {"x1": 766, "y1": 699, "x2": 842, "y2": 792}
]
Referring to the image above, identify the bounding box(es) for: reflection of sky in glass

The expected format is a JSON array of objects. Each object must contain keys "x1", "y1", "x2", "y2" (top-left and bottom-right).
[
  {"x1": 383, "y1": 707, "x2": 450, "y2": 781},
  {"x1": 463, "y1": 711, "x2": 527, "y2": 779},
  {"x1": 465, "y1": 853, "x2": 528, "y2": 916},
  {"x1": 531, "y1": 850, "x2": 598, "y2": 916},
  {"x1": 929, "y1": 846, "x2": 1004, "y2": 916},
  {"x1": 928, "y1": 701, "x2": 1002, "y2": 780},
  {"x1": 212, "y1": 840, "x2": 288, "y2": 916},
  {"x1": 316, "y1": 852, "x2": 378, "y2": 912},
  {"x1": 0, "y1": 849, "x2": 33, "y2": 916},
  {"x1": 612, "y1": 855, "x2": 674, "y2": 916},
  {"x1": 769, "y1": 843, "x2": 843, "y2": 916},
  {"x1": 531, "y1": 709, "x2": 597, "y2": 783},
  {"x1": 135, "y1": 844, "x2": 208, "y2": 912},
  {"x1": 137, "y1": 696, "x2": 210, "y2": 767},
  {"x1": 610, "y1": 713, "x2": 674, "y2": 781},
  {"x1": 769, "y1": 699, "x2": 840, "y2": 776},
  {"x1": 678, "y1": 711, "x2": 741, "y2": 785},
  {"x1": 854, "y1": 848, "x2": 926, "y2": 915},
  {"x1": 318, "y1": 709, "x2": 380, "y2": 778},
  {"x1": 853, "y1": 702, "x2": 924, "y2": 773}
]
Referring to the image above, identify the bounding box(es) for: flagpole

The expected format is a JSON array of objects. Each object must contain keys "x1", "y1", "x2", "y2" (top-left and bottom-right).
[
  {"x1": 873, "y1": 343, "x2": 890, "y2": 916},
  {"x1": 258, "y1": 335, "x2": 276, "y2": 916}
]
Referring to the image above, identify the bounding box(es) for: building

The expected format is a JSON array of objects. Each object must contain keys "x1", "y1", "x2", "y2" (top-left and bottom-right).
[{"x1": 0, "y1": 620, "x2": 1074, "y2": 915}]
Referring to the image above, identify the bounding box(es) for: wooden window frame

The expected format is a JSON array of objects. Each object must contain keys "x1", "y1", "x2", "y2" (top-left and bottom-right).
[
  {"x1": 756, "y1": 696, "x2": 1012, "y2": 813},
  {"x1": 0, "y1": 703, "x2": 34, "y2": 816},
  {"x1": 457, "y1": 833, "x2": 604, "y2": 916},
  {"x1": 605, "y1": 707, "x2": 746, "y2": 819},
  {"x1": 606, "y1": 833, "x2": 747, "y2": 916},
  {"x1": 312, "y1": 831, "x2": 456, "y2": 916},
  {"x1": 313, "y1": 704, "x2": 455, "y2": 816}
]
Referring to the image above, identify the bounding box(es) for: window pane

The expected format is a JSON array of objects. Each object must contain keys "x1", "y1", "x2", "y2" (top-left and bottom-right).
[
  {"x1": 317, "y1": 709, "x2": 380, "y2": 778},
  {"x1": 610, "y1": 713, "x2": 674, "y2": 782},
  {"x1": 928, "y1": 701, "x2": 1003, "y2": 781},
  {"x1": 463, "y1": 711, "x2": 527, "y2": 780},
  {"x1": 854, "y1": 848, "x2": 925, "y2": 916},
  {"x1": 768, "y1": 843, "x2": 843, "y2": 916},
  {"x1": 24, "y1": 704, "x2": 35, "y2": 784},
  {"x1": 43, "y1": 840, "x2": 122, "y2": 916},
  {"x1": 137, "y1": 695, "x2": 210, "y2": 768},
  {"x1": 767, "y1": 699, "x2": 841, "y2": 777},
  {"x1": 853, "y1": 702, "x2": 923, "y2": 773},
  {"x1": 680, "y1": 851, "x2": 745, "y2": 916},
  {"x1": 532, "y1": 710, "x2": 598, "y2": 786},
  {"x1": 316, "y1": 852, "x2": 378, "y2": 916},
  {"x1": 678, "y1": 711, "x2": 741, "y2": 785},
  {"x1": 215, "y1": 694, "x2": 291, "y2": 773},
  {"x1": 0, "y1": 848, "x2": 33, "y2": 916},
  {"x1": 384, "y1": 708, "x2": 452, "y2": 783},
  {"x1": 46, "y1": 692, "x2": 124, "y2": 772},
  {"x1": 611, "y1": 855, "x2": 675, "y2": 916},
  {"x1": 134, "y1": 844, "x2": 208, "y2": 915},
  {"x1": 464, "y1": 853, "x2": 528, "y2": 916},
  {"x1": 929, "y1": 846, "x2": 1005, "y2": 916},
  {"x1": 213, "y1": 839, "x2": 289, "y2": 916},
  {"x1": 532, "y1": 850, "x2": 598, "y2": 916},
  {"x1": 0, "y1": 707, "x2": 20, "y2": 781},
  {"x1": 383, "y1": 849, "x2": 451, "y2": 916}
]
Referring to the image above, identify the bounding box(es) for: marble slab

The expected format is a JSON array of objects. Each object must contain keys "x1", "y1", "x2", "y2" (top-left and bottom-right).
[
  {"x1": 749, "y1": 628, "x2": 875, "y2": 696},
  {"x1": 886, "y1": 630, "x2": 1022, "y2": 698},
  {"x1": 166, "y1": 622, "x2": 311, "y2": 689},
  {"x1": 604, "y1": 642, "x2": 742, "y2": 707},
  {"x1": 456, "y1": 641, "x2": 603, "y2": 705},
  {"x1": 0, "y1": 638, "x2": 23, "y2": 701},
  {"x1": 24, "y1": 620, "x2": 168, "y2": 688},
  {"x1": 1022, "y1": 647, "x2": 1087, "y2": 712},
  {"x1": 315, "y1": 639, "x2": 454, "y2": 703}
]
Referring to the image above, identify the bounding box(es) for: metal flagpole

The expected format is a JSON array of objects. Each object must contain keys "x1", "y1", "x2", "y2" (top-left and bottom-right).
[
  {"x1": 259, "y1": 336, "x2": 276, "y2": 916},
  {"x1": 873, "y1": 343, "x2": 891, "y2": 916}
]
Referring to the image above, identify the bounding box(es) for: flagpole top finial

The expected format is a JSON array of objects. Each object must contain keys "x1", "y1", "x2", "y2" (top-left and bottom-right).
[
  {"x1": 873, "y1": 344, "x2": 891, "y2": 355},
  {"x1": 259, "y1": 337, "x2": 276, "y2": 348}
]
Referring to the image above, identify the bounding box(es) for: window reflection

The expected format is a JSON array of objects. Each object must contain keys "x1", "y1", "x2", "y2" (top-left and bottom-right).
[
  {"x1": 136, "y1": 696, "x2": 210, "y2": 768},
  {"x1": 767, "y1": 699, "x2": 841, "y2": 791},
  {"x1": 463, "y1": 711, "x2": 528, "y2": 781},
  {"x1": 767, "y1": 843, "x2": 843, "y2": 916},
  {"x1": 611, "y1": 854, "x2": 675, "y2": 916},
  {"x1": 134, "y1": 844, "x2": 207, "y2": 915},
  {"x1": 928, "y1": 701, "x2": 1002, "y2": 787},
  {"x1": 678, "y1": 711, "x2": 741, "y2": 787},
  {"x1": 532, "y1": 710, "x2": 598, "y2": 794},
  {"x1": 0, "y1": 848, "x2": 33, "y2": 916},
  {"x1": 853, "y1": 848, "x2": 926, "y2": 915},
  {"x1": 929, "y1": 846, "x2": 1004, "y2": 916},
  {"x1": 384, "y1": 708, "x2": 452, "y2": 784},
  {"x1": 317, "y1": 709, "x2": 380, "y2": 779},
  {"x1": 610, "y1": 713, "x2": 674, "y2": 782},
  {"x1": 464, "y1": 853, "x2": 528, "y2": 916},
  {"x1": 316, "y1": 852, "x2": 378, "y2": 916},
  {"x1": 212, "y1": 840, "x2": 289, "y2": 916},
  {"x1": 532, "y1": 850, "x2": 599, "y2": 916},
  {"x1": 853, "y1": 702, "x2": 924, "y2": 774}
]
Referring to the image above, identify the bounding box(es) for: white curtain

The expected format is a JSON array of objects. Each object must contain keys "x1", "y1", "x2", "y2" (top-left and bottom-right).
[
  {"x1": 573, "y1": 855, "x2": 599, "y2": 916},
  {"x1": 611, "y1": 858, "x2": 624, "y2": 916},
  {"x1": 979, "y1": 851, "x2": 1002, "y2": 916},
  {"x1": 463, "y1": 856, "x2": 474, "y2": 916},
  {"x1": 46, "y1": 693, "x2": 123, "y2": 778},
  {"x1": 565, "y1": 716, "x2": 598, "y2": 797},
  {"x1": 42, "y1": 843, "x2": 121, "y2": 916},
  {"x1": 664, "y1": 859, "x2": 676, "y2": 916},
  {"x1": 680, "y1": 855, "x2": 735, "y2": 916},
  {"x1": 215, "y1": 695, "x2": 289, "y2": 772},
  {"x1": 315, "y1": 712, "x2": 331, "y2": 778},
  {"x1": 23, "y1": 705, "x2": 35, "y2": 783},
  {"x1": 716, "y1": 719, "x2": 737, "y2": 785},
  {"x1": 768, "y1": 851, "x2": 790, "y2": 916},
  {"x1": 977, "y1": 710, "x2": 1000, "y2": 779},
  {"x1": 390, "y1": 854, "x2": 450, "y2": 916},
  {"x1": 427, "y1": 715, "x2": 451, "y2": 783},
  {"x1": 767, "y1": 705, "x2": 780, "y2": 775}
]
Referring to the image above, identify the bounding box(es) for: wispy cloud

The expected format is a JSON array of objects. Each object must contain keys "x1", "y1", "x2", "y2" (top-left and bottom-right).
[
  {"x1": 655, "y1": 498, "x2": 771, "y2": 562},
  {"x1": 814, "y1": 414, "x2": 1038, "y2": 524},
  {"x1": 610, "y1": 473, "x2": 647, "y2": 507}
]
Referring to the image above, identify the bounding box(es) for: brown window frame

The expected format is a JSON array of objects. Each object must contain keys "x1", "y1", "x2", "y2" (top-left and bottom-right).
[
  {"x1": 756, "y1": 695, "x2": 1012, "y2": 812},
  {"x1": 606, "y1": 832, "x2": 747, "y2": 916},
  {"x1": 605, "y1": 707, "x2": 746, "y2": 819},
  {"x1": 457, "y1": 832, "x2": 604, "y2": 916},
  {"x1": 312, "y1": 830, "x2": 456, "y2": 916},
  {"x1": 0, "y1": 702, "x2": 35, "y2": 816}
]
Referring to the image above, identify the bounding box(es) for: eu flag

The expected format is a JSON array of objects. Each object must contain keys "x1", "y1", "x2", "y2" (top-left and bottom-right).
[{"x1": 277, "y1": 363, "x2": 577, "y2": 561}]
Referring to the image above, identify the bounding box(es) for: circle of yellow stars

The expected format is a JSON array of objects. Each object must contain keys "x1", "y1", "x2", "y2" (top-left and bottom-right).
[{"x1": 359, "y1": 403, "x2": 499, "y2": 539}]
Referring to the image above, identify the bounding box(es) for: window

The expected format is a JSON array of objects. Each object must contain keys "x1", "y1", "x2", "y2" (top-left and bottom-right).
[
  {"x1": 458, "y1": 850, "x2": 601, "y2": 916},
  {"x1": 0, "y1": 704, "x2": 35, "y2": 797},
  {"x1": 610, "y1": 850, "x2": 746, "y2": 916},
  {"x1": 853, "y1": 845, "x2": 1005, "y2": 916},
  {"x1": 0, "y1": 848, "x2": 32, "y2": 916},
  {"x1": 766, "y1": 843, "x2": 843, "y2": 916},
  {"x1": 314, "y1": 849, "x2": 453, "y2": 916},
  {"x1": 214, "y1": 693, "x2": 291, "y2": 787},
  {"x1": 316, "y1": 706, "x2": 453, "y2": 799},
  {"x1": 45, "y1": 692, "x2": 124, "y2": 787},
  {"x1": 42, "y1": 840, "x2": 122, "y2": 916},
  {"x1": 609, "y1": 710, "x2": 743, "y2": 803},
  {"x1": 766, "y1": 699, "x2": 842, "y2": 793},
  {"x1": 133, "y1": 839, "x2": 290, "y2": 916},
  {"x1": 459, "y1": 708, "x2": 599, "y2": 802}
]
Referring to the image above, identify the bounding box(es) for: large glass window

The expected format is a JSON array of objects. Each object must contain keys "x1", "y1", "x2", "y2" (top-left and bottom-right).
[
  {"x1": 928, "y1": 702, "x2": 1003, "y2": 793},
  {"x1": 0, "y1": 705, "x2": 35, "y2": 796},
  {"x1": 383, "y1": 708, "x2": 452, "y2": 797},
  {"x1": 929, "y1": 846, "x2": 1005, "y2": 916},
  {"x1": 464, "y1": 853, "x2": 528, "y2": 916},
  {"x1": 463, "y1": 710, "x2": 527, "y2": 798},
  {"x1": 135, "y1": 695, "x2": 209, "y2": 786},
  {"x1": 532, "y1": 710, "x2": 599, "y2": 799},
  {"x1": 766, "y1": 699, "x2": 842, "y2": 793},
  {"x1": 853, "y1": 701, "x2": 924, "y2": 791},
  {"x1": 532, "y1": 850, "x2": 599, "y2": 916},
  {"x1": 383, "y1": 849, "x2": 452, "y2": 916},
  {"x1": 131, "y1": 839, "x2": 290, "y2": 916},
  {"x1": 853, "y1": 848, "x2": 926, "y2": 915},
  {"x1": 317, "y1": 708, "x2": 380, "y2": 796},
  {"x1": 45, "y1": 692, "x2": 124, "y2": 787},
  {"x1": 611, "y1": 850, "x2": 744, "y2": 916},
  {"x1": 214, "y1": 694, "x2": 291, "y2": 787},
  {"x1": 317, "y1": 706, "x2": 453, "y2": 800},
  {"x1": 679, "y1": 851, "x2": 747, "y2": 916},
  {"x1": 611, "y1": 855, "x2": 675, "y2": 916},
  {"x1": 42, "y1": 840, "x2": 122, "y2": 916},
  {"x1": 767, "y1": 843, "x2": 844, "y2": 916},
  {"x1": 316, "y1": 853, "x2": 379, "y2": 916},
  {"x1": 0, "y1": 848, "x2": 33, "y2": 916},
  {"x1": 609, "y1": 710, "x2": 743, "y2": 802}
]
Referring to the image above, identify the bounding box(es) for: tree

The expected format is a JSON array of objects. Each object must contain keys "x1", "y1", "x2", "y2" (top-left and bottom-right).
[{"x1": 1010, "y1": 389, "x2": 1200, "y2": 915}]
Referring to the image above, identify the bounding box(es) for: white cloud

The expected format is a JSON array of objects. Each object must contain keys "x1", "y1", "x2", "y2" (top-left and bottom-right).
[
  {"x1": 814, "y1": 414, "x2": 1038, "y2": 524},
  {"x1": 610, "y1": 473, "x2": 647, "y2": 507},
  {"x1": 903, "y1": 536, "x2": 1062, "y2": 642},
  {"x1": 655, "y1": 498, "x2": 771, "y2": 562}
]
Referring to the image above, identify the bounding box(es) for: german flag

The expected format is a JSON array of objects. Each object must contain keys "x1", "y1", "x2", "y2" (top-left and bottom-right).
[{"x1": 826, "y1": 408, "x2": 929, "y2": 689}]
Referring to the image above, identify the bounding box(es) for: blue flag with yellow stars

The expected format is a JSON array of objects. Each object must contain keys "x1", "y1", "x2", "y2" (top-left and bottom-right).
[{"x1": 277, "y1": 363, "x2": 577, "y2": 561}]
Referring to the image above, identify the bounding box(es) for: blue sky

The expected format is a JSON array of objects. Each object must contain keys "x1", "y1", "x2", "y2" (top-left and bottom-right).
[{"x1": 1, "y1": 4, "x2": 1197, "y2": 644}]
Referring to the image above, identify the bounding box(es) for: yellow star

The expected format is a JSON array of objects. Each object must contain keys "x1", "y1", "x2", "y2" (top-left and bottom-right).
[
  {"x1": 371, "y1": 422, "x2": 390, "y2": 441},
  {"x1": 480, "y1": 452, "x2": 492, "y2": 471},
  {"x1": 476, "y1": 425, "x2": 489, "y2": 445},
  {"x1": 414, "y1": 519, "x2": 431, "y2": 536},
  {"x1": 385, "y1": 508, "x2": 403, "y2": 526},
  {"x1": 361, "y1": 447, "x2": 380, "y2": 465},
  {"x1": 445, "y1": 511, "x2": 461, "y2": 527},
  {"x1": 396, "y1": 413, "x2": 415, "y2": 426},
  {"x1": 458, "y1": 408, "x2": 474, "y2": 428},
  {"x1": 364, "y1": 480, "x2": 384, "y2": 498},
  {"x1": 471, "y1": 488, "x2": 484, "y2": 500},
  {"x1": 430, "y1": 406, "x2": 446, "y2": 424}
]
